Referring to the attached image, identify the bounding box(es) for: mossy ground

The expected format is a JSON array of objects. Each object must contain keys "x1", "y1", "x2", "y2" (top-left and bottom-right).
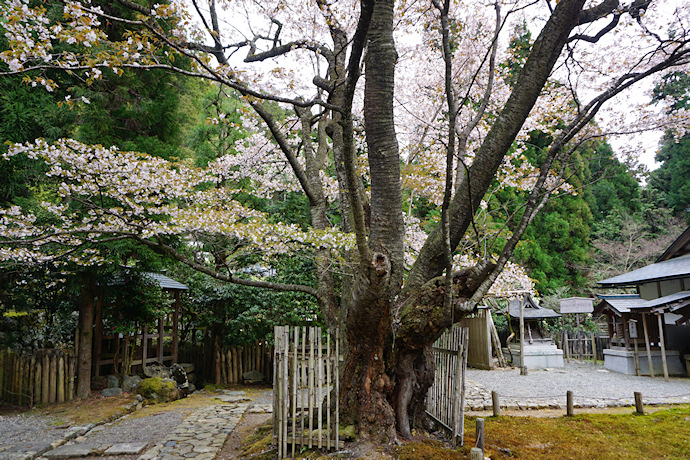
[
  {"x1": 0, "y1": 393, "x2": 137, "y2": 426},
  {"x1": 455, "y1": 404, "x2": 690, "y2": 459}
]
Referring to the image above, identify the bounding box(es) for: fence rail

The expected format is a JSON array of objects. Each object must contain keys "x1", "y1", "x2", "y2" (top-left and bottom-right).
[
  {"x1": 426, "y1": 325, "x2": 469, "y2": 446},
  {"x1": 0, "y1": 348, "x2": 76, "y2": 406},
  {"x1": 273, "y1": 326, "x2": 340, "y2": 459}
]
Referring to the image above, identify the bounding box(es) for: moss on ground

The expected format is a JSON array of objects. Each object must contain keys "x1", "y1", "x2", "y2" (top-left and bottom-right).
[{"x1": 136, "y1": 377, "x2": 178, "y2": 403}]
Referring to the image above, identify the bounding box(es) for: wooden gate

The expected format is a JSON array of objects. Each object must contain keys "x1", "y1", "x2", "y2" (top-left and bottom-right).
[
  {"x1": 426, "y1": 325, "x2": 469, "y2": 445},
  {"x1": 273, "y1": 326, "x2": 341, "y2": 458}
]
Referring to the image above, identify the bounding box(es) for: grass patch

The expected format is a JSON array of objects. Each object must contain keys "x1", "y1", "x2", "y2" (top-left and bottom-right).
[
  {"x1": 458, "y1": 405, "x2": 690, "y2": 459},
  {"x1": 241, "y1": 419, "x2": 276, "y2": 459}
]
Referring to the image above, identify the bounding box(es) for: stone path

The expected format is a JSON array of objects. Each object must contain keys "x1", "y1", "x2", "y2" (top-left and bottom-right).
[
  {"x1": 0, "y1": 390, "x2": 272, "y2": 460},
  {"x1": 137, "y1": 392, "x2": 251, "y2": 460}
]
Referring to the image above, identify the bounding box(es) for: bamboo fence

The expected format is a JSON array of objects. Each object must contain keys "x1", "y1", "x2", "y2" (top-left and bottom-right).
[
  {"x1": 216, "y1": 339, "x2": 274, "y2": 385},
  {"x1": 426, "y1": 325, "x2": 469, "y2": 446},
  {"x1": 273, "y1": 326, "x2": 341, "y2": 459},
  {"x1": 0, "y1": 348, "x2": 76, "y2": 406}
]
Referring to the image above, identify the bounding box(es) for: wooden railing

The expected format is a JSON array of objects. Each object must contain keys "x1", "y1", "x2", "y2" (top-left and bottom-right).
[{"x1": 0, "y1": 348, "x2": 76, "y2": 406}]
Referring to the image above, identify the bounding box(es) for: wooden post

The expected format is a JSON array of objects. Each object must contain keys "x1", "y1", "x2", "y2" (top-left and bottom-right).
[
  {"x1": 641, "y1": 313, "x2": 655, "y2": 378},
  {"x1": 291, "y1": 328, "x2": 298, "y2": 458},
  {"x1": 220, "y1": 350, "x2": 227, "y2": 384},
  {"x1": 492, "y1": 391, "x2": 501, "y2": 417},
  {"x1": 633, "y1": 339, "x2": 641, "y2": 376},
  {"x1": 57, "y1": 355, "x2": 65, "y2": 403},
  {"x1": 591, "y1": 333, "x2": 597, "y2": 364},
  {"x1": 564, "y1": 329, "x2": 570, "y2": 363},
  {"x1": 42, "y1": 353, "x2": 50, "y2": 404},
  {"x1": 157, "y1": 318, "x2": 164, "y2": 364},
  {"x1": 475, "y1": 418, "x2": 485, "y2": 453},
  {"x1": 470, "y1": 447, "x2": 484, "y2": 460},
  {"x1": 172, "y1": 291, "x2": 180, "y2": 363},
  {"x1": 49, "y1": 353, "x2": 57, "y2": 403},
  {"x1": 566, "y1": 391, "x2": 574, "y2": 416},
  {"x1": 519, "y1": 294, "x2": 526, "y2": 375},
  {"x1": 656, "y1": 312, "x2": 669, "y2": 381},
  {"x1": 67, "y1": 353, "x2": 75, "y2": 401},
  {"x1": 634, "y1": 391, "x2": 644, "y2": 414},
  {"x1": 34, "y1": 359, "x2": 42, "y2": 406}
]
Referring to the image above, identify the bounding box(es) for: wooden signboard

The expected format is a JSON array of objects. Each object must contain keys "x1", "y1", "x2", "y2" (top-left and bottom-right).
[{"x1": 559, "y1": 297, "x2": 594, "y2": 314}]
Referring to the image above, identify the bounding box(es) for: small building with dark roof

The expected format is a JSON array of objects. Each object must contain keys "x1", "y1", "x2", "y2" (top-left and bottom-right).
[
  {"x1": 596, "y1": 226, "x2": 690, "y2": 377},
  {"x1": 504, "y1": 294, "x2": 564, "y2": 369}
]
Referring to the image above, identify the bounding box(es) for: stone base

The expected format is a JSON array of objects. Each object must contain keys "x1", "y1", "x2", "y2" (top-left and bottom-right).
[
  {"x1": 506, "y1": 343, "x2": 564, "y2": 369},
  {"x1": 603, "y1": 347, "x2": 685, "y2": 376}
]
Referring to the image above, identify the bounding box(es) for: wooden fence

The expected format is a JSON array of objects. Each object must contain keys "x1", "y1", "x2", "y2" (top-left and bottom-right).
[
  {"x1": 217, "y1": 340, "x2": 274, "y2": 385},
  {"x1": 426, "y1": 325, "x2": 469, "y2": 446},
  {"x1": 0, "y1": 348, "x2": 76, "y2": 406},
  {"x1": 555, "y1": 330, "x2": 609, "y2": 362},
  {"x1": 273, "y1": 326, "x2": 341, "y2": 459}
]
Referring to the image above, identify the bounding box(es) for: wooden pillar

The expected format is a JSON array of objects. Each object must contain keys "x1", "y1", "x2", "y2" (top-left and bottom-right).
[
  {"x1": 656, "y1": 312, "x2": 669, "y2": 381},
  {"x1": 157, "y1": 318, "x2": 164, "y2": 364},
  {"x1": 519, "y1": 294, "x2": 526, "y2": 374},
  {"x1": 172, "y1": 291, "x2": 180, "y2": 364},
  {"x1": 142, "y1": 327, "x2": 148, "y2": 368},
  {"x1": 641, "y1": 313, "x2": 655, "y2": 378}
]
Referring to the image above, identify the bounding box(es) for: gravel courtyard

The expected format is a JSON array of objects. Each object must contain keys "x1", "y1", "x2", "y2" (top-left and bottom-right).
[{"x1": 465, "y1": 361, "x2": 690, "y2": 409}]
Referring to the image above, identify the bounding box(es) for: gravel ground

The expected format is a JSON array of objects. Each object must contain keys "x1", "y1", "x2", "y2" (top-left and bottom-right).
[
  {"x1": 0, "y1": 413, "x2": 69, "y2": 453},
  {"x1": 467, "y1": 361, "x2": 690, "y2": 402},
  {"x1": 72, "y1": 410, "x2": 187, "y2": 451}
]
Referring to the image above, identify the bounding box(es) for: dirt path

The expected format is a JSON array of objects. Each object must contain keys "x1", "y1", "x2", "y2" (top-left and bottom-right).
[{"x1": 217, "y1": 388, "x2": 273, "y2": 459}]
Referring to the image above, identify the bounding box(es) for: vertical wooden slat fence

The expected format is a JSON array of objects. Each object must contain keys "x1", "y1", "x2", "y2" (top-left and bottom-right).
[
  {"x1": 0, "y1": 348, "x2": 76, "y2": 406},
  {"x1": 273, "y1": 326, "x2": 341, "y2": 459},
  {"x1": 426, "y1": 325, "x2": 469, "y2": 446},
  {"x1": 215, "y1": 339, "x2": 274, "y2": 385},
  {"x1": 555, "y1": 331, "x2": 609, "y2": 361}
]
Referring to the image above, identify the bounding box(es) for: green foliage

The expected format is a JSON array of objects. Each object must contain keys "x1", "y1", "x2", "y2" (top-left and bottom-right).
[
  {"x1": 652, "y1": 70, "x2": 690, "y2": 112},
  {"x1": 500, "y1": 21, "x2": 532, "y2": 87},
  {"x1": 648, "y1": 133, "x2": 690, "y2": 221},
  {"x1": 100, "y1": 270, "x2": 172, "y2": 335},
  {"x1": 174, "y1": 255, "x2": 319, "y2": 348}
]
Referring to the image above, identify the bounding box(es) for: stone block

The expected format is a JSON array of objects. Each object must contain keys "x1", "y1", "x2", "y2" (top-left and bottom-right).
[
  {"x1": 101, "y1": 387, "x2": 123, "y2": 397},
  {"x1": 104, "y1": 443, "x2": 148, "y2": 455},
  {"x1": 121, "y1": 375, "x2": 143, "y2": 391},
  {"x1": 43, "y1": 445, "x2": 93, "y2": 459},
  {"x1": 106, "y1": 374, "x2": 120, "y2": 388}
]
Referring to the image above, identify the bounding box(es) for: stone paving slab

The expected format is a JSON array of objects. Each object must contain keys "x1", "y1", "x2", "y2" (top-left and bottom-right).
[
  {"x1": 43, "y1": 445, "x2": 93, "y2": 459},
  {"x1": 103, "y1": 443, "x2": 148, "y2": 455}
]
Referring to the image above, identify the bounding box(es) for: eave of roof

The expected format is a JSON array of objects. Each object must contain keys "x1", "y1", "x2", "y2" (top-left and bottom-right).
[
  {"x1": 657, "y1": 226, "x2": 690, "y2": 262},
  {"x1": 595, "y1": 292, "x2": 690, "y2": 315},
  {"x1": 597, "y1": 254, "x2": 690, "y2": 287},
  {"x1": 145, "y1": 272, "x2": 189, "y2": 291},
  {"x1": 594, "y1": 295, "x2": 646, "y2": 315}
]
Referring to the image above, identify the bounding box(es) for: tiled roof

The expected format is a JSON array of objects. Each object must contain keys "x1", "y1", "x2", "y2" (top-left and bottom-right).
[
  {"x1": 598, "y1": 254, "x2": 690, "y2": 287},
  {"x1": 595, "y1": 292, "x2": 690, "y2": 315},
  {"x1": 146, "y1": 272, "x2": 189, "y2": 291},
  {"x1": 508, "y1": 297, "x2": 560, "y2": 319},
  {"x1": 595, "y1": 295, "x2": 646, "y2": 314}
]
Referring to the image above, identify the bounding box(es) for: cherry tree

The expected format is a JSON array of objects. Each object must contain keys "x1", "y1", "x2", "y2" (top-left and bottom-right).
[{"x1": 1, "y1": 0, "x2": 690, "y2": 442}]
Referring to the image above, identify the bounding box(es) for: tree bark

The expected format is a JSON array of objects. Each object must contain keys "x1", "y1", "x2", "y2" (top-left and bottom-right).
[{"x1": 76, "y1": 273, "x2": 95, "y2": 399}]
